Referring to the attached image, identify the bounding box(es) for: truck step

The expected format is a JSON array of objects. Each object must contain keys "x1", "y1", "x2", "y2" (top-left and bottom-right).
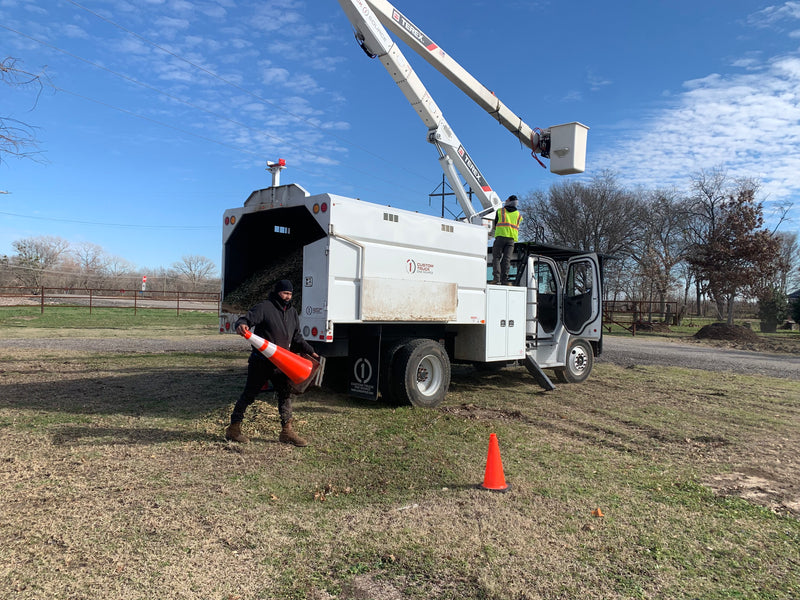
[{"x1": 523, "y1": 355, "x2": 556, "y2": 391}]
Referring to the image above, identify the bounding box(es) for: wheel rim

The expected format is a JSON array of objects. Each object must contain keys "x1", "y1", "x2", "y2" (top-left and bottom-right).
[
  {"x1": 415, "y1": 354, "x2": 444, "y2": 397},
  {"x1": 569, "y1": 344, "x2": 589, "y2": 375}
]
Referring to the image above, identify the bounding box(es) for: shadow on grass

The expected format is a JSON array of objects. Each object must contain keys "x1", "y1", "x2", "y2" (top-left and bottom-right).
[
  {"x1": 449, "y1": 364, "x2": 550, "y2": 393},
  {"x1": 0, "y1": 360, "x2": 544, "y2": 428},
  {"x1": 0, "y1": 368, "x2": 408, "y2": 422},
  {"x1": 0, "y1": 368, "x2": 241, "y2": 418},
  {"x1": 50, "y1": 425, "x2": 219, "y2": 446}
]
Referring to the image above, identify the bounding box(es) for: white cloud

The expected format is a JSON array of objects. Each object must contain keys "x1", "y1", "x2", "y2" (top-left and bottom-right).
[
  {"x1": 62, "y1": 24, "x2": 90, "y2": 39},
  {"x1": 20, "y1": 0, "x2": 46, "y2": 15},
  {"x1": 283, "y1": 72, "x2": 320, "y2": 94},
  {"x1": 594, "y1": 52, "x2": 800, "y2": 206},
  {"x1": 154, "y1": 16, "x2": 190, "y2": 30},
  {"x1": 587, "y1": 71, "x2": 611, "y2": 92},
  {"x1": 749, "y1": 1, "x2": 800, "y2": 26},
  {"x1": 249, "y1": 1, "x2": 305, "y2": 33},
  {"x1": 115, "y1": 37, "x2": 152, "y2": 56},
  {"x1": 261, "y1": 66, "x2": 290, "y2": 85},
  {"x1": 198, "y1": 4, "x2": 226, "y2": 19},
  {"x1": 167, "y1": 0, "x2": 194, "y2": 11}
]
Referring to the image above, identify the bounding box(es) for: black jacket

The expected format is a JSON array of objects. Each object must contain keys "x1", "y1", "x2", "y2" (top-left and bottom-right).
[{"x1": 235, "y1": 292, "x2": 315, "y2": 359}]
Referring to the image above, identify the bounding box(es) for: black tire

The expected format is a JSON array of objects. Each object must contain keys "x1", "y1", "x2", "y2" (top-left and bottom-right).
[
  {"x1": 390, "y1": 338, "x2": 451, "y2": 408},
  {"x1": 554, "y1": 339, "x2": 593, "y2": 383}
]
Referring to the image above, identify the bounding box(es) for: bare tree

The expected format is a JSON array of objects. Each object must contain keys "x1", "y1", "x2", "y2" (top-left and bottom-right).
[
  {"x1": 106, "y1": 256, "x2": 135, "y2": 288},
  {"x1": 1, "y1": 57, "x2": 45, "y2": 171},
  {"x1": 629, "y1": 189, "x2": 691, "y2": 313},
  {"x1": 11, "y1": 235, "x2": 70, "y2": 290},
  {"x1": 172, "y1": 255, "x2": 216, "y2": 291},
  {"x1": 521, "y1": 170, "x2": 644, "y2": 256},
  {"x1": 0, "y1": 254, "x2": 13, "y2": 287},
  {"x1": 774, "y1": 231, "x2": 800, "y2": 294},
  {"x1": 71, "y1": 242, "x2": 111, "y2": 289}
]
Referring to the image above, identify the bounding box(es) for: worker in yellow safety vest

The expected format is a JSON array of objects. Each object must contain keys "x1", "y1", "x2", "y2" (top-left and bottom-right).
[{"x1": 491, "y1": 195, "x2": 523, "y2": 285}]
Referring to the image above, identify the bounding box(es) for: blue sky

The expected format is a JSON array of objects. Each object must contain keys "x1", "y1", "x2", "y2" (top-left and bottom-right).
[{"x1": 2, "y1": 0, "x2": 799, "y2": 274}]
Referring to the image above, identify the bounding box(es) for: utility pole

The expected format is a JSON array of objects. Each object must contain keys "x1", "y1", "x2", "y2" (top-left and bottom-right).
[{"x1": 428, "y1": 174, "x2": 472, "y2": 220}]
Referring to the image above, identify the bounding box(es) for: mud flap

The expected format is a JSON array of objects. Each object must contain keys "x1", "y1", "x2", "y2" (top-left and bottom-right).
[
  {"x1": 524, "y1": 355, "x2": 556, "y2": 391},
  {"x1": 348, "y1": 325, "x2": 381, "y2": 401}
]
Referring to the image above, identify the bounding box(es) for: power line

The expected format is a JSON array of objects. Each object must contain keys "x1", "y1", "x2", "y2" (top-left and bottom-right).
[{"x1": 0, "y1": 210, "x2": 214, "y2": 230}]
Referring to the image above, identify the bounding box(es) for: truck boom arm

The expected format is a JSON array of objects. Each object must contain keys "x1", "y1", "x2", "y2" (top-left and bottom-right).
[
  {"x1": 337, "y1": 0, "x2": 587, "y2": 223},
  {"x1": 365, "y1": 0, "x2": 543, "y2": 154},
  {"x1": 337, "y1": 0, "x2": 502, "y2": 222}
]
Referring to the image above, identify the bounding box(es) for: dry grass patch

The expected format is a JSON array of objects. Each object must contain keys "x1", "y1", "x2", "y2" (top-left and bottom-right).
[{"x1": 1, "y1": 346, "x2": 799, "y2": 599}]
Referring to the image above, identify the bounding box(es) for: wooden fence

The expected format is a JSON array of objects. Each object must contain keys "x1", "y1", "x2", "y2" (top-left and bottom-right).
[
  {"x1": 603, "y1": 300, "x2": 679, "y2": 335},
  {"x1": 0, "y1": 286, "x2": 220, "y2": 316}
]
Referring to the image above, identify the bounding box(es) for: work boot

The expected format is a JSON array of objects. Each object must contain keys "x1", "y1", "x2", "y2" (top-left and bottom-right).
[
  {"x1": 225, "y1": 421, "x2": 249, "y2": 444},
  {"x1": 279, "y1": 419, "x2": 308, "y2": 447}
]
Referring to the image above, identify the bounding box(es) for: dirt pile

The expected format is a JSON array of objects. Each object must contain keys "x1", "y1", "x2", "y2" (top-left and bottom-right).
[{"x1": 694, "y1": 322, "x2": 760, "y2": 343}]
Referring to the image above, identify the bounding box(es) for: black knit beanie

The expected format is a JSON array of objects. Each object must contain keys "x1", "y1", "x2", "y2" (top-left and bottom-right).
[{"x1": 274, "y1": 279, "x2": 293, "y2": 293}]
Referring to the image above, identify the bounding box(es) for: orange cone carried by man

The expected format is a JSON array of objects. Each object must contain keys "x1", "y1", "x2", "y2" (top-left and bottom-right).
[{"x1": 242, "y1": 329, "x2": 313, "y2": 385}]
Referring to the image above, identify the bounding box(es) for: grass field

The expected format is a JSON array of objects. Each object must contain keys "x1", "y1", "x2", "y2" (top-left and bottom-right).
[
  {"x1": 0, "y1": 306, "x2": 219, "y2": 334},
  {"x1": 2, "y1": 311, "x2": 799, "y2": 599}
]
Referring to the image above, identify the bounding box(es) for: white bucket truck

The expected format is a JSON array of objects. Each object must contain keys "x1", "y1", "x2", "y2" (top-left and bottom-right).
[{"x1": 219, "y1": 1, "x2": 602, "y2": 407}]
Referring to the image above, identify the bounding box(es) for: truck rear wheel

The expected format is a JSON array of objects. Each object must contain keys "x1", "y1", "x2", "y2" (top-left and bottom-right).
[
  {"x1": 554, "y1": 339, "x2": 593, "y2": 383},
  {"x1": 391, "y1": 338, "x2": 450, "y2": 408}
]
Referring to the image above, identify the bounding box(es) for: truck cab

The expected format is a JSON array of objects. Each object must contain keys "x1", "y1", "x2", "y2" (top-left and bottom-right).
[{"x1": 507, "y1": 242, "x2": 603, "y2": 384}]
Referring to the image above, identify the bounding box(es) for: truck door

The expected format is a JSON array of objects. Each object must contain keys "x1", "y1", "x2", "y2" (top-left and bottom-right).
[{"x1": 563, "y1": 255, "x2": 601, "y2": 337}]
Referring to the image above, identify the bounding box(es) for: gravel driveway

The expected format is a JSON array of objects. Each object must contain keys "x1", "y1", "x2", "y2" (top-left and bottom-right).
[
  {"x1": 2, "y1": 333, "x2": 798, "y2": 380},
  {"x1": 599, "y1": 335, "x2": 800, "y2": 380}
]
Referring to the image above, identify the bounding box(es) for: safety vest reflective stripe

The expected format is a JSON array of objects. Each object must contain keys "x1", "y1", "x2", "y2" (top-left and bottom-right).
[{"x1": 495, "y1": 208, "x2": 522, "y2": 240}]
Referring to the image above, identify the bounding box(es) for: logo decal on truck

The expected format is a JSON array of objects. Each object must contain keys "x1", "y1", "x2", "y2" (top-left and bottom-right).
[
  {"x1": 406, "y1": 259, "x2": 434, "y2": 275},
  {"x1": 391, "y1": 9, "x2": 438, "y2": 52},
  {"x1": 353, "y1": 358, "x2": 373, "y2": 385}
]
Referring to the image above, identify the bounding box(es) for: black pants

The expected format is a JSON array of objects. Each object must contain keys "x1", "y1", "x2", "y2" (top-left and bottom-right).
[
  {"x1": 231, "y1": 353, "x2": 293, "y2": 425},
  {"x1": 492, "y1": 236, "x2": 515, "y2": 284}
]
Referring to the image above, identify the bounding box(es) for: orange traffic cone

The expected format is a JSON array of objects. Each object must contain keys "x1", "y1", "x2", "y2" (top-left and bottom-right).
[
  {"x1": 242, "y1": 330, "x2": 313, "y2": 385},
  {"x1": 479, "y1": 433, "x2": 511, "y2": 492}
]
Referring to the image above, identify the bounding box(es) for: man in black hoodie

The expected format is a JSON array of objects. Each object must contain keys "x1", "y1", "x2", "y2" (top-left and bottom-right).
[{"x1": 225, "y1": 279, "x2": 319, "y2": 446}]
